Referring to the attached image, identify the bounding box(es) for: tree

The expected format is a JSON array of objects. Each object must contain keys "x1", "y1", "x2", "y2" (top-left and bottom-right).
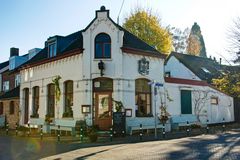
[
  {"x1": 123, "y1": 8, "x2": 172, "y2": 54},
  {"x1": 212, "y1": 73, "x2": 240, "y2": 98},
  {"x1": 228, "y1": 17, "x2": 240, "y2": 63},
  {"x1": 169, "y1": 27, "x2": 190, "y2": 53},
  {"x1": 187, "y1": 22, "x2": 207, "y2": 57}
]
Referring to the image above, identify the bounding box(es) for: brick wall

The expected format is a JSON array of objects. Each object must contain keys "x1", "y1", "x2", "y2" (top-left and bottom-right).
[
  {"x1": 0, "y1": 99, "x2": 19, "y2": 129},
  {"x1": 2, "y1": 71, "x2": 17, "y2": 91}
]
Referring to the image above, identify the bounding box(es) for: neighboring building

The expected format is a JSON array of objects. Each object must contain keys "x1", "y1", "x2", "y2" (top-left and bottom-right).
[
  {"x1": 164, "y1": 52, "x2": 235, "y2": 125},
  {"x1": 0, "y1": 47, "x2": 41, "y2": 128},
  {"x1": 19, "y1": 6, "x2": 167, "y2": 132}
]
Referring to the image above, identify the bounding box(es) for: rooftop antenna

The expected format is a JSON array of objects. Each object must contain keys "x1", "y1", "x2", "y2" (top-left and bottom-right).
[{"x1": 117, "y1": 0, "x2": 125, "y2": 24}]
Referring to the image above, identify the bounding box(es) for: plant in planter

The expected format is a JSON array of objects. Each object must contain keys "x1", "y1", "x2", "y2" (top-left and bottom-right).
[
  {"x1": 52, "y1": 75, "x2": 61, "y2": 119},
  {"x1": 30, "y1": 113, "x2": 39, "y2": 118},
  {"x1": 87, "y1": 125, "x2": 98, "y2": 142},
  {"x1": 62, "y1": 106, "x2": 73, "y2": 118},
  {"x1": 159, "y1": 105, "x2": 170, "y2": 124},
  {"x1": 45, "y1": 114, "x2": 53, "y2": 124}
]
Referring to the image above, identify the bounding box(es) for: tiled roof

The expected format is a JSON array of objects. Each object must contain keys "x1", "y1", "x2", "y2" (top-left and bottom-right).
[
  {"x1": 0, "y1": 86, "x2": 20, "y2": 100},
  {"x1": 0, "y1": 61, "x2": 9, "y2": 70},
  {"x1": 166, "y1": 52, "x2": 226, "y2": 83}
]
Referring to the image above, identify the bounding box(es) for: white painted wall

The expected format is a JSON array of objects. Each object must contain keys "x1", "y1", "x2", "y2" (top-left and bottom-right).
[
  {"x1": 165, "y1": 82, "x2": 234, "y2": 124},
  {"x1": 165, "y1": 56, "x2": 200, "y2": 80}
]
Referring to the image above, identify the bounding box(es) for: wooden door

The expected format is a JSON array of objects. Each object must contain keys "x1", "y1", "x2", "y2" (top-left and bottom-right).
[
  {"x1": 181, "y1": 90, "x2": 192, "y2": 114},
  {"x1": 94, "y1": 92, "x2": 112, "y2": 130}
]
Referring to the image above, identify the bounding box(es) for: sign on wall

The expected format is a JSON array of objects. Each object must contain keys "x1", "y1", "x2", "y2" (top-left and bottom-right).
[{"x1": 138, "y1": 57, "x2": 149, "y2": 75}]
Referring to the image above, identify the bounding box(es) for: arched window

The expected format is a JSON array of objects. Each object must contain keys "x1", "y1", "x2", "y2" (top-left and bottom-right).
[
  {"x1": 135, "y1": 79, "x2": 152, "y2": 117},
  {"x1": 9, "y1": 101, "x2": 14, "y2": 115},
  {"x1": 47, "y1": 84, "x2": 55, "y2": 118},
  {"x1": 0, "y1": 102, "x2": 3, "y2": 115},
  {"x1": 32, "y1": 86, "x2": 40, "y2": 118},
  {"x1": 95, "y1": 33, "x2": 111, "y2": 59},
  {"x1": 23, "y1": 88, "x2": 29, "y2": 124},
  {"x1": 63, "y1": 81, "x2": 73, "y2": 117}
]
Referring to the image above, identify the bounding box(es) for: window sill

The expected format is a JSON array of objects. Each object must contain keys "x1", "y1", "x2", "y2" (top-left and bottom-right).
[{"x1": 93, "y1": 58, "x2": 112, "y2": 61}]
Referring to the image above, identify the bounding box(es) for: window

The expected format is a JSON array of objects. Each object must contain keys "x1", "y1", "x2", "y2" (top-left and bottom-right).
[
  {"x1": 9, "y1": 101, "x2": 14, "y2": 115},
  {"x1": 95, "y1": 33, "x2": 111, "y2": 59},
  {"x1": 135, "y1": 79, "x2": 152, "y2": 117},
  {"x1": 211, "y1": 97, "x2": 218, "y2": 105},
  {"x1": 64, "y1": 81, "x2": 73, "y2": 117},
  {"x1": 15, "y1": 74, "x2": 21, "y2": 87},
  {"x1": 0, "y1": 102, "x2": 3, "y2": 115},
  {"x1": 165, "y1": 72, "x2": 171, "y2": 77},
  {"x1": 48, "y1": 43, "x2": 57, "y2": 58},
  {"x1": 3, "y1": 81, "x2": 9, "y2": 91},
  {"x1": 32, "y1": 86, "x2": 40, "y2": 117},
  {"x1": 47, "y1": 84, "x2": 55, "y2": 117}
]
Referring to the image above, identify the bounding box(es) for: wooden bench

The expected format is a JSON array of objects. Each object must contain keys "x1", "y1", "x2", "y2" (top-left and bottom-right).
[
  {"x1": 128, "y1": 124, "x2": 164, "y2": 135},
  {"x1": 51, "y1": 119, "x2": 78, "y2": 135},
  {"x1": 171, "y1": 115, "x2": 198, "y2": 129}
]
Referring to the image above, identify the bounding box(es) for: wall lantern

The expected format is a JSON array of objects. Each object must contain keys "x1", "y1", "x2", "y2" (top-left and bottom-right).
[{"x1": 98, "y1": 60, "x2": 105, "y2": 76}]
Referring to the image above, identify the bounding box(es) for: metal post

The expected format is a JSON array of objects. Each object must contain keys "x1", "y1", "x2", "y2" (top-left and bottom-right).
[
  {"x1": 6, "y1": 123, "x2": 9, "y2": 135},
  {"x1": 40, "y1": 125, "x2": 43, "y2": 140},
  {"x1": 186, "y1": 121, "x2": 190, "y2": 136},
  {"x1": 15, "y1": 123, "x2": 18, "y2": 136},
  {"x1": 206, "y1": 119, "x2": 209, "y2": 134},
  {"x1": 162, "y1": 123, "x2": 166, "y2": 139},
  {"x1": 27, "y1": 123, "x2": 30, "y2": 137},
  {"x1": 110, "y1": 127, "x2": 113, "y2": 142},
  {"x1": 139, "y1": 124, "x2": 143, "y2": 140},
  {"x1": 154, "y1": 86, "x2": 157, "y2": 139},
  {"x1": 80, "y1": 127, "x2": 83, "y2": 142},
  {"x1": 57, "y1": 125, "x2": 60, "y2": 142},
  {"x1": 222, "y1": 118, "x2": 225, "y2": 133}
]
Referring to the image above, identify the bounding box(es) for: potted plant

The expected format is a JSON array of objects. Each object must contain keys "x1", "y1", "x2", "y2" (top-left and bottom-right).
[
  {"x1": 87, "y1": 125, "x2": 98, "y2": 142},
  {"x1": 45, "y1": 114, "x2": 53, "y2": 124},
  {"x1": 159, "y1": 105, "x2": 170, "y2": 124}
]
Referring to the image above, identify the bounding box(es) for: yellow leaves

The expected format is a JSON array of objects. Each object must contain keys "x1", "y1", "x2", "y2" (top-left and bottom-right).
[{"x1": 123, "y1": 8, "x2": 172, "y2": 54}]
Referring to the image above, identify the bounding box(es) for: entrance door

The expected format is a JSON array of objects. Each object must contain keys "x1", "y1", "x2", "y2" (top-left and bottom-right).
[
  {"x1": 94, "y1": 92, "x2": 112, "y2": 130},
  {"x1": 181, "y1": 90, "x2": 192, "y2": 114}
]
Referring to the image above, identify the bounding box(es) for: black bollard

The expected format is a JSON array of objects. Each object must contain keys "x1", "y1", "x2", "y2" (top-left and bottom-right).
[
  {"x1": 80, "y1": 127, "x2": 83, "y2": 142},
  {"x1": 57, "y1": 125, "x2": 60, "y2": 142},
  {"x1": 139, "y1": 124, "x2": 143, "y2": 140},
  {"x1": 222, "y1": 118, "x2": 225, "y2": 133},
  {"x1": 162, "y1": 123, "x2": 166, "y2": 139},
  {"x1": 206, "y1": 119, "x2": 209, "y2": 134},
  {"x1": 40, "y1": 125, "x2": 43, "y2": 140},
  {"x1": 6, "y1": 123, "x2": 9, "y2": 135},
  {"x1": 110, "y1": 127, "x2": 113, "y2": 142},
  {"x1": 15, "y1": 123, "x2": 18, "y2": 136},
  {"x1": 27, "y1": 123, "x2": 30, "y2": 137},
  {"x1": 186, "y1": 121, "x2": 190, "y2": 136},
  {"x1": 122, "y1": 130, "x2": 125, "y2": 137}
]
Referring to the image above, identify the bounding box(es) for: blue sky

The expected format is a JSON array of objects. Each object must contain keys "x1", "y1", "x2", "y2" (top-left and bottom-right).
[{"x1": 1, "y1": 0, "x2": 240, "y2": 63}]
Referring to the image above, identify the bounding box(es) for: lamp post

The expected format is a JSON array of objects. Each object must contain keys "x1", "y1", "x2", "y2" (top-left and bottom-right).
[{"x1": 149, "y1": 81, "x2": 163, "y2": 139}]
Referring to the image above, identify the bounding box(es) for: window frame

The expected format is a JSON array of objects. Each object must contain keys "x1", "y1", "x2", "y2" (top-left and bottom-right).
[
  {"x1": 9, "y1": 101, "x2": 14, "y2": 115},
  {"x1": 0, "y1": 102, "x2": 3, "y2": 115},
  {"x1": 211, "y1": 97, "x2": 218, "y2": 105},
  {"x1": 48, "y1": 42, "x2": 57, "y2": 58},
  {"x1": 32, "y1": 86, "x2": 40, "y2": 117},
  {"x1": 47, "y1": 84, "x2": 55, "y2": 118},
  {"x1": 64, "y1": 80, "x2": 73, "y2": 114},
  {"x1": 135, "y1": 78, "x2": 152, "y2": 117},
  {"x1": 94, "y1": 33, "x2": 111, "y2": 59}
]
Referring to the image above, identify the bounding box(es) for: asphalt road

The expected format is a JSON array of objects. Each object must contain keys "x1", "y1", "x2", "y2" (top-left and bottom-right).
[
  {"x1": 43, "y1": 132, "x2": 240, "y2": 160},
  {"x1": 0, "y1": 132, "x2": 240, "y2": 160}
]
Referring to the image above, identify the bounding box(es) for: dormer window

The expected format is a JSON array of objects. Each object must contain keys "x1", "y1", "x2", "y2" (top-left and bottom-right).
[
  {"x1": 95, "y1": 33, "x2": 111, "y2": 59},
  {"x1": 48, "y1": 42, "x2": 57, "y2": 58}
]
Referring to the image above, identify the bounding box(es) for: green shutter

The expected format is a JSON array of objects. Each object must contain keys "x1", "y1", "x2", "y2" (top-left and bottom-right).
[{"x1": 181, "y1": 90, "x2": 192, "y2": 114}]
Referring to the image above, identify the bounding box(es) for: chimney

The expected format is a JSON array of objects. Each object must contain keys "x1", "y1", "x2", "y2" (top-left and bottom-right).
[
  {"x1": 10, "y1": 47, "x2": 19, "y2": 57},
  {"x1": 96, "y1": 6, "x2": 109, "y2": 19},
  {"x1": 219, "y1": 58, "x2": 222, "y2": 65},
  {"x1": 213, "y1": 57, "x2": 216, "y2": 62}
]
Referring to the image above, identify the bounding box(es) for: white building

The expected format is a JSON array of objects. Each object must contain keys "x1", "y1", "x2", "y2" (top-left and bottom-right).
[
  {"x1": 165, "y1": 52, "x2": 234, "y2": 125},
  {"x1": 19, "y1": 6, "x2": 167, "y2": 133}
]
